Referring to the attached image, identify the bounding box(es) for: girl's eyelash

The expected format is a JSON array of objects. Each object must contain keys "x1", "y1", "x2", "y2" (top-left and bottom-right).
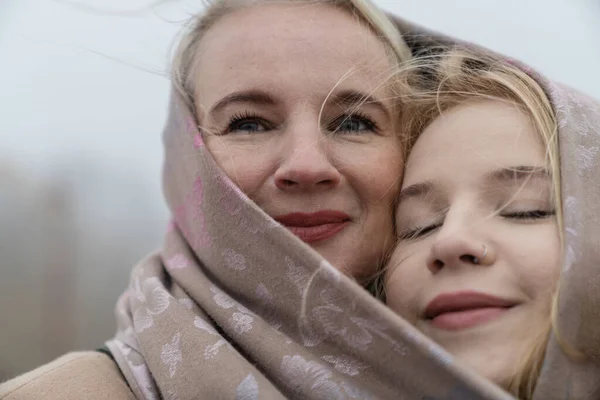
[
  {"x1": 398, "y1": 209, "x2": 555, "y2": 241},
  {"x1": 398, "y1": 223, "x2": 441, "y2": 241},
  {"x1": 501, "y1": 210, "x2": 556, "y2": 220}
]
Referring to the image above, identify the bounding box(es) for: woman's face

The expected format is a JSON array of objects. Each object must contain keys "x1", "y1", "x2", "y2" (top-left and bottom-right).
[
  {"x1": 195, "y1": 3, "x2": 403, "y2": 280},
  {"x1": 385, "y1": 100, "x2": 560, "y2": 386}
]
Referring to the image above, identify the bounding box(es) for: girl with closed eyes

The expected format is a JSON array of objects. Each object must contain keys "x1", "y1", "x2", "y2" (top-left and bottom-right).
[{"x1": 385, "y1": 50, "x2": 600, "y2": 399}]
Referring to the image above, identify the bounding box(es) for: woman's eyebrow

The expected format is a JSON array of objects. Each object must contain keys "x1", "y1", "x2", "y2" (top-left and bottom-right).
[
  {"x1": 397, "y1": 181, "x2": 433, "y2": 203},
  {"x1": 210, "y1": 90, "x2": 277, "y2": 115},
  {"x1": 485, "y1": 166, "x2": 550, "y2": 182},
  {"x1": 329, "y1": 90, "x2": 390, "y2": 118}
]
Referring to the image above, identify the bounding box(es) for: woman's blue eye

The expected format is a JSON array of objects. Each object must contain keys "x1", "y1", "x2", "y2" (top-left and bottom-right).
[
  {"x1": 230, "y1": 119, "x2": 266, "y2": 133},
  {"x1": 228, "y1": 119, "x2": 269, "y2": 133},
  {"x1": 339, "y1": 118, "x2": 369, "y2": 132},
  {"x1": 225, "y1": 112, "x2": 272, "y2": 134},
  {"x1": 329, "y1": 113, "x2": 378, "y2": 134}
]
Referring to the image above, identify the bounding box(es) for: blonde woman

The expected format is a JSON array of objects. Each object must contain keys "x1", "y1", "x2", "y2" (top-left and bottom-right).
[
  {"x1": 384, "y1": 50, "x2": 598, "y2": 399},
  {"x1": 1, "y1": 0, "x2": 412, "y2": 398}
]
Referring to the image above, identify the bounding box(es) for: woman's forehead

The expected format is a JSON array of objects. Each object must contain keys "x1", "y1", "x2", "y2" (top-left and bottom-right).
[
  {"x1": 198, "y1": 3, "x2": 383, "y2": 54},
  {"x1": 194, "y1": 3, "x2": 394, "y2": 108}
]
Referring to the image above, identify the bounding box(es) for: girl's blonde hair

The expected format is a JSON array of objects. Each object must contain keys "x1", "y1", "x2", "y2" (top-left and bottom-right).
[
  {"x1": 170, "y1": 0, "x2": 412, "y2": 112},
  {"x1": 393, "y1": 49, "x2": 563, "y2": 399}
]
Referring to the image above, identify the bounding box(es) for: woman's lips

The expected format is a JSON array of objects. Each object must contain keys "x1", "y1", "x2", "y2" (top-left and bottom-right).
[
  {"x1": 424, "y1": 291, "x2": 517, "y2": 331},
  {"x1": 274, "y1": 211, "x2": 351, "y2": 243}
]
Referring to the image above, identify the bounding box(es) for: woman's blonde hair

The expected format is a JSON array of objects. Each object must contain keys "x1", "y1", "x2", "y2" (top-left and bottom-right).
[
  {"x1": 170, "y1": 0, "x2": 412, "y2": 112},
  {"x1": 392, "y1": 49, "x2": 563, "y2": 399}
]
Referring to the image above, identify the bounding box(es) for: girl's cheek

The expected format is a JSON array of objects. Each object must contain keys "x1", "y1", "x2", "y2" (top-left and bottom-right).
[{"x1": 385, "y1": 244, "x2": 428, "y2": 317}]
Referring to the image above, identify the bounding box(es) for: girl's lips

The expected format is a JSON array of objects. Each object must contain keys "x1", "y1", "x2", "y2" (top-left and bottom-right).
[
  {"x1": 274, "y1": 211, "x2": 351, "y2": 243},
  {"x1": 424, "y1": 291, "x2": 517, "y2": 331},
  {"x1": 429, "y1": 307, "x2": 510, "y2": 331}
]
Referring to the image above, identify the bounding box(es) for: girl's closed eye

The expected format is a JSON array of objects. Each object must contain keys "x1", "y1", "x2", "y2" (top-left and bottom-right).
[
  {"x1": 397, "y1": 207, "x2": 555, "y2": 240},
  {"x1": 398, "y1": 220, "x2": 442, "y2": 240},
  {"x1": 498, "y1": 195, "x2": 556, "y2": 222},
  {"x1": 326, "y1": 111, "x2": 379, "y2": 134},
  {"x1": 501, "y1": 209, "x2": 556, "y2": 220}
]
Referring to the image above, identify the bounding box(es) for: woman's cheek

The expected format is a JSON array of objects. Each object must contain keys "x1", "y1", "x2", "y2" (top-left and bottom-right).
[
  {"x1": 334, "y1": 140, "x2": 403, "y2": 196},
  {"x1": 205, "y1": 139, "x2": 274, "y2": 195}
]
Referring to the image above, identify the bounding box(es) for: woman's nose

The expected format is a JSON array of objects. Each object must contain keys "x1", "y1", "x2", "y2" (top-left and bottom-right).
[
  {"x1": 274, "y1": 130, "x2": 341, "y2": 192},
  {"x1": 426, "y1": 224, "x2": 494, "y2": 274}
]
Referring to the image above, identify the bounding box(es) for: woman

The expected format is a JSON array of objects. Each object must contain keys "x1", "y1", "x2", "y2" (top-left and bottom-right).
[
  {"x1": 170, "y1": 0, "x2": 410, "y2": 282},
  {"x1": 1, "y1": 0, "x2": 412, "y2": 398},
  {"x1": 384, "y1": 49, "x2": 600, "y2": 399}
]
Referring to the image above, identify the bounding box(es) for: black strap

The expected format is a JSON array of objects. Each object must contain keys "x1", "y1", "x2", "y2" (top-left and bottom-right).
[{"x1": 95, "y1": 345, "x2": 116, "y2": 362}]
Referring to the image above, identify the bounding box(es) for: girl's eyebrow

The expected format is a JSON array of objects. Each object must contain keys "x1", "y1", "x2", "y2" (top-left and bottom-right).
[
  {"x1": 397, "y1": 181, "x2": 433, "y2": 203},
  {"x1": 485, "y1": 165, "x2": 550, "y2": 182},
  {"x1": 397, "y1": 166, "x2": 549, "y2": 203}
]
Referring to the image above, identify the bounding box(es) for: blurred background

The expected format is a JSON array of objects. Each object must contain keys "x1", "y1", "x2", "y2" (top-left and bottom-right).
[{"x1": 1, "y1": 0, "x2": 599, "y2": 381}]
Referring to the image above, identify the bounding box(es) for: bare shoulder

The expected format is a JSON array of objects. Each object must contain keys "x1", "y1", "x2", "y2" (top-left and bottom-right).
[{"x1": 0, "y1": 352, "x2": 135, "y2": 400}]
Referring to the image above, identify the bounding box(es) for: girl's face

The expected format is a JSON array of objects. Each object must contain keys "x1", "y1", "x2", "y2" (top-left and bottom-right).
[
  {"x1": 385, "y1": 100, "x2": 560, "y2": 387},
  {"x1": 195, "y1": 3, "x2": 403, "y2": 280}
]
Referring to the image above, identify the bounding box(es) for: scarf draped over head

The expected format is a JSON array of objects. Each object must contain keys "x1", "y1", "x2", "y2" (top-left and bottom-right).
[{"x1": 106, "y1": 14, "x2": 600, "y2": 400}]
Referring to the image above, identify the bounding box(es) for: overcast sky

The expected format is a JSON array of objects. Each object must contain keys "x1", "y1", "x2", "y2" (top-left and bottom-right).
[{"x1": 1, "y1": 0, "x2": 599, "y2": 186}]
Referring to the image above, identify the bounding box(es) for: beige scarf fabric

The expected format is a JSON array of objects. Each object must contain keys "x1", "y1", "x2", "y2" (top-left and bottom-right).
[{"x1": 106, "y1": 16, "x2": 600, "y2": 400}]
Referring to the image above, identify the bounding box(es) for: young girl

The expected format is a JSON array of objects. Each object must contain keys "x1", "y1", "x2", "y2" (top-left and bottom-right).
[{"x1": 384, "y1": 50, "x2": 565, "y2": 399}]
